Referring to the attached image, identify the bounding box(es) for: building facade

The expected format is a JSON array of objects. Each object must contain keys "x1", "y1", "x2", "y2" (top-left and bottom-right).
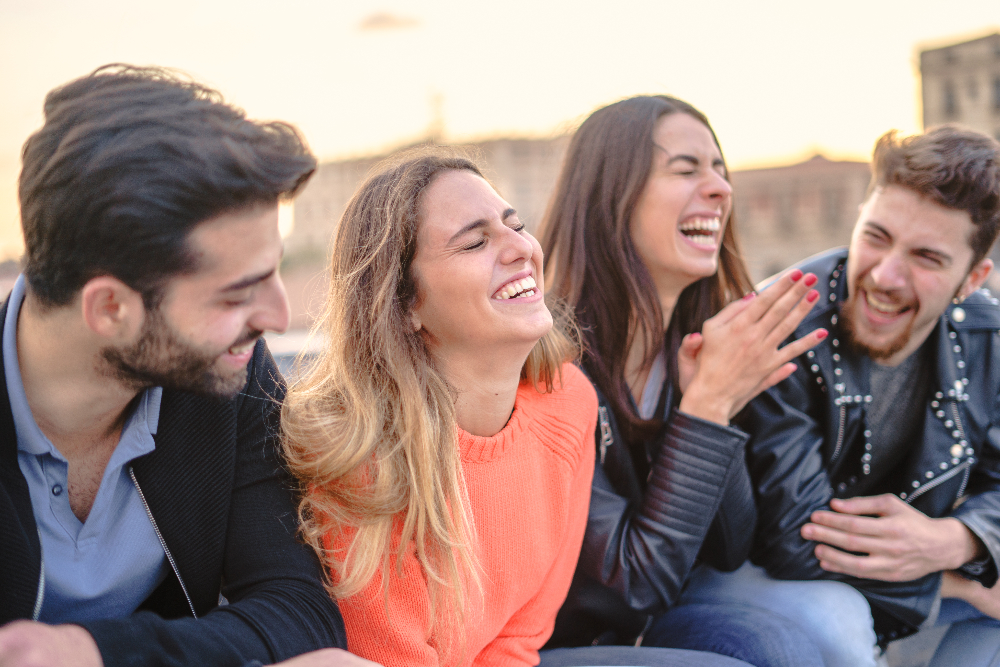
[{"x1": 920, "y1": 32, "x2": 1000, "y2": 142}]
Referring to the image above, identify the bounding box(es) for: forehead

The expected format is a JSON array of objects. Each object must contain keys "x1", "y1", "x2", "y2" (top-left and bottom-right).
[
  {"x1": 181, "y1": 205, "x2": 282, "y2": 280},
  {"x1": 652, "y1": 113, "x2": 722, "y2": 158},
  {"x1": 857, "y1": 185, "x2": 975, "y2": 252},
  {"x1": 418, "y1": 170, "x2": 508, "y2": 241}
]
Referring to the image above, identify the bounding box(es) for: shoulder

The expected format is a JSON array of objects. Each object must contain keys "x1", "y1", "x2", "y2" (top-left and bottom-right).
[
  {"x1": 949, "y1": 289, "x2": 1000, "y2": 332},
  {"x1": 518, "y1": 363, "x2": 598, "y2": 465}
]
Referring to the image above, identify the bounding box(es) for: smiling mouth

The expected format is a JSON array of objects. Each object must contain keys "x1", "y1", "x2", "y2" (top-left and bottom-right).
[
  {"x1": 678, "y1": 217, "x2": 720, "y2": 247},
  {"x1": 864, "y1": 290, "x2": 911, "y2": 317},
  {"x1": 494, "y1": 275, "x2": 537, "y2": 300}
]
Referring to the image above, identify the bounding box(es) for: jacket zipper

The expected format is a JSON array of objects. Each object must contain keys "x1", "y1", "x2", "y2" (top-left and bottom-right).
[
  {"x1": 31, "y1": 530, "x2": 45, "y2": 621},
  {"x1": 598, "y1": 405, "x2": 613, "y2": 465},
  {"x1": 129, "y1": 467, "x2": 198, "y2": 618},
  {"x1": 906, "y1": 459, "x2": 973, "y2": 504},
  {"x1": 831, "y1": 404, "x2": 847, "y2": 462},
  {"x1": 949, "y1": 402, "x2": 971, "y2": 499}
]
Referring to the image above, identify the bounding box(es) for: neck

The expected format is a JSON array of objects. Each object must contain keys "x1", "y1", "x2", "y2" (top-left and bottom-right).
[
  {"x1": 624, "y1": 282, "x2": 682, "y2": 401},
  {"x1": 434, "y1": 343, "x2": 528, "y2": 437},
  {"x1": 16, "y1": 294, "x2": 139, "y2": 457}
]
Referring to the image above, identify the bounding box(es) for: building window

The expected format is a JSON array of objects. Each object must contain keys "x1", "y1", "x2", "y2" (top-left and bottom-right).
[{"x1": 944, "y1": 80, "x2": 957, "y2": 117}]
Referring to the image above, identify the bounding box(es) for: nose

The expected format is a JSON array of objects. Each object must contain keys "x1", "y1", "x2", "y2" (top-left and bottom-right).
[
  {"x1": 498, "y1": 224, "x2": 534, "y2": 265},
  {"x1": 701, "y1": 169, "x2": 733, "y2": 202},
  {"x1": 249, "y1": 272, "x2": 291, "y2": 334},
  {"x1": 868, "y1": 252, "x2": 908, "y2": 291}
]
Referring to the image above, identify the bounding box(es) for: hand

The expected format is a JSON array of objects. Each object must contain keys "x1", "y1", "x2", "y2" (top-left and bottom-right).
[
  {"x1": 941, "y1": 570, "x2": 1000, "y2": 620},
  {"x1": 801, "y1": 494, "x2": 984, "y2": 581},
  {"x1": 274, "y1": 648, "x2": 384, "y2": 666},
  {"x1": 0, "y1": 621, "x2": 102, "y2": 667},
  {"x1": 678, "y1": 268, "x2": 827, "y2": 424}
]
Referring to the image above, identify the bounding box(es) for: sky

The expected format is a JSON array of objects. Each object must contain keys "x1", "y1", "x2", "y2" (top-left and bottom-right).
[{"x1": 0, "y1": 0, "x2": 997, "y2": 261}]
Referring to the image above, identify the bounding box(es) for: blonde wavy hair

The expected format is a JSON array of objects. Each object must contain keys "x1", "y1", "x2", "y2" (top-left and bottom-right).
[{"x1": 282, "y1": 147, "x2": 579, "y2": 650}]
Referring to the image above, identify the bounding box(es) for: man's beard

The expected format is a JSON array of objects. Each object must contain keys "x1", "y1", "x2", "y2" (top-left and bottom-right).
[
  {"x1": 838, "y1": 288, "x2": 915, "y2": 361},
  {"x1": 101, "y1": 308, "x2": 261, "y2": 400}
]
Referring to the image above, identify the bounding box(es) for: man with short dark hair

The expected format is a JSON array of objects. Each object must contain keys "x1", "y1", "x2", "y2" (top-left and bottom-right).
[
  {"x1": 668, "y1": 125, "x2": 1000, "y2": 666},
  {"x1": 0, "y1": 65, "x2": 370, "y2": 667}
]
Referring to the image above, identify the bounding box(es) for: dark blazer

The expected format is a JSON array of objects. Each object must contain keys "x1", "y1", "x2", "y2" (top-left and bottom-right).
[
  {"x1": 0, "y1": 298, "x2": 346, "y2": 666},
  {"x1": 746, "y1": 248, "x2": 1000, "y2": 645}
]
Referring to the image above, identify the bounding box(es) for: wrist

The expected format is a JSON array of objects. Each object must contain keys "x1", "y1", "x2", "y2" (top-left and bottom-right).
[
  {"x1": 678, "y1": 385, "x2": 731, "y2": 426},
  {"x1": 938, "y1": 518, "x2": 986, "y2": 570}
]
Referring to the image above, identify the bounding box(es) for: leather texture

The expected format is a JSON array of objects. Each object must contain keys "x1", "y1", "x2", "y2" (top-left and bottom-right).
[
  {"x1": 548, "y1": 372, "x2": 755, "y2": 647},
  {"x1": 744, "y1": 248, "x2": 1000, "y2": 645}
]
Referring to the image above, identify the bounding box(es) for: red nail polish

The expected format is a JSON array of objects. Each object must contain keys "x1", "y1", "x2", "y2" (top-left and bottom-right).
[
  {"x1": 803, "y1": 273, "x2": 817, "y2": 287},
  {"x1": 816, "y1": 329, "x2": 828, "y2": 340},
  {"x1": 806, "y1": 289, "x2": 819, "y2": 302},
  {"x1": 790, "y1": 269, "x2": 803, "y2": 281},
  {"x1": 742, "y1": 291, "x2": 757, "y2": 301}
]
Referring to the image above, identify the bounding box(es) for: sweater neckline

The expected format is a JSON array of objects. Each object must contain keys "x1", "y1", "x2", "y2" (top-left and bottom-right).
[{"x1": 457, "y1": 392, "x2": 528, "y2": 464}]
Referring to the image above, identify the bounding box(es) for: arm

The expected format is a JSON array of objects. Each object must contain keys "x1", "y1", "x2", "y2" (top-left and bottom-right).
[
  {"x1": 578, "y1": 406, "x2": 751, "y2": 612},
  {"x1": 82, "y1": 344, "x2": 347, "y2": 666}
]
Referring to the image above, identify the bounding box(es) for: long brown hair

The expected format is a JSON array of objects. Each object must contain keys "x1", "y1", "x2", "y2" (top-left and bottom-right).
[
  {"x1": 282, "y1": 147, "x2": 577, "y2": 655},
  {"x1": 540, "y1": 95, "x2": 752, "y2": 442}
]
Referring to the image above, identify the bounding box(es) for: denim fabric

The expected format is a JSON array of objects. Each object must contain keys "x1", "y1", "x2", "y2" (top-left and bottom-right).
[
  {"x1": 643, "y1": 602, "x2": 824, "y2": 667},
  {"x1": 538, "y1": 646, "x2": 753, "y2": 667},
  {"x1": 926, "y1": 599, "x2": 1000, "y2": 666},
  {"x1": 676, "y1": 562, "x2": 879, "y2": 667}
]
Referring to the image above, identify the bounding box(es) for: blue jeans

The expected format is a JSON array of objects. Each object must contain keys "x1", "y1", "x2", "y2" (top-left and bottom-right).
[
  {"x1": 538, "y1": 646, "x2": 753, "y2": 666},
  {"x1": 675, "y1": 562, "x2": 879, "y2": 667},
  {"x1": 925, "y1": 598, "x2": 1000, "y2": 666},
  {"x1": 643, "y1": 602, "x2": 824, "y2": 667}
]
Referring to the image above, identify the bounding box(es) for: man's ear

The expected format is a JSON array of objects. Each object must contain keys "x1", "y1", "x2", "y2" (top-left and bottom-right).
[
  {"x1": 79, "y1": 277, "x2": 145, "y2": 341},
  {"x1": 958, "y1": 258, "x2": 994, "y2": 302}
]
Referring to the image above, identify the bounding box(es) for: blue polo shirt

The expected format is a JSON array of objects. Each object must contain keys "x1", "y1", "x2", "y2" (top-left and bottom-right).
[{"x1": 5, "y1": 276, "x2": 169, "y2": 622}]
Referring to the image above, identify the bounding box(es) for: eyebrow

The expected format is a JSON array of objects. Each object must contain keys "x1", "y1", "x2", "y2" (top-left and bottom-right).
[
  {"x1": 865, "y1": 222, "x2": 953, "y2": 265},
  {"x1": 221, "y1": 268, "x2": 276, "y2": 292},
  {"x1": 446, "y1": 208, "x2": 517, "y2": 245}
]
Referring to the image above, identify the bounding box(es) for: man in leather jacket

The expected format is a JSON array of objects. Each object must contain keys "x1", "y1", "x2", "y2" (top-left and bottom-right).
[
  {"x1": 741, "y1": 126, "x2": 1000, "y2": 663},
  {"x1": 0, "y1": 66, "x2": 374, "y2": 667}
]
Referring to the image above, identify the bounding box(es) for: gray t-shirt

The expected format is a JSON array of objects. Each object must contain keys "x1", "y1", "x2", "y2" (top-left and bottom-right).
[{"x1": 852, "y1": 345, "x2": 930, "y2": 496}]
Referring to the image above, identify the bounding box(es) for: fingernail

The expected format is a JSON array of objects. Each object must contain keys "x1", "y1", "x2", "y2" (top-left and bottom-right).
[
  {"x1": 816, "y1": 328, "x2": 828, "y2": 340},
  {"x1": 806, "y1": 289, "x2": 819, "y2": 302},
  {"x1": 803, "y1": 273, "x2": 817, "y2": 287},
  {"x1": 790, "y1": 269, "x2": 803, "y2": 281},
  {"x1": 742, "y1": 291, "x2": 757, "y2": 301}
]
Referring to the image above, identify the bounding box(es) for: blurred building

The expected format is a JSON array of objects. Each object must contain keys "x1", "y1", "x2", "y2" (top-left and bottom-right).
[
  {"x1": 731, "y1": 155, "x2": 871, "y2": 281},
  {"x1": 287, "y1": 136, "x2": 571, "y2": 261},
  {"x1": 920, "y1": 32, "x2": 1000, "y2": 141}
]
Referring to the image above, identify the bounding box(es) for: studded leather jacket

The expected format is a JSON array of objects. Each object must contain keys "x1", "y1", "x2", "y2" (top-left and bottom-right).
[{"x1": 743, "y1": 248, "x2": 1000, "y2": 645}]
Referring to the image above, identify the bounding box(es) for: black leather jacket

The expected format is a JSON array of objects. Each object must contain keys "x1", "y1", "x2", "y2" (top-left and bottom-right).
[
  {"x1": 745, "y1": 248, "x2": 1000, "y2": 645},
  {"x1": 547, "y1": 370, "x2": 756, "y2": 647}
]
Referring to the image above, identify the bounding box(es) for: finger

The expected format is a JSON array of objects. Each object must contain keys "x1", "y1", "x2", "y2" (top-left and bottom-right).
[
  {"x1": 739, "y1": 268, "x2": 807, "y2": 323},
  {"x1": 802, "y1": 521, "x2": 888, "y2": 554},
  {"x1": 771, "y1": 328, "x2": 828, "y2": 366},
  {"x1": 807, "y1": 510, "x2": 889, "y2": 537},
  {"x1": 678, "y1": 332, "x2": 704, "y2": 360},
  {"x1": 710, "y1": 290, "x2": 758, "y2": 326},
  {"x1": 829, "y1": 494, "x2": 901, "y2": 517},
  {"x1": 814, "y1": 544, "x2": 891, "y2": 578},
  {"x1": 762, "y1": 288, "x2": 821, "y2": 349}
]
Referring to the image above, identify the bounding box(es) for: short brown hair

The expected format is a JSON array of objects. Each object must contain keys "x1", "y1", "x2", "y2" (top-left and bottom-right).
[{"x1": 867, "y1": 125, "x2": 1000, "y2": 266}]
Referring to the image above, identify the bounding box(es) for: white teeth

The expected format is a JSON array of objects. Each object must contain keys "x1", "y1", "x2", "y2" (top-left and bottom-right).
[
  {"x1": 494, "y1": 275, "x2": 537, "y2": 300},
  {"x1": 678, "y1": 217, "x2": 721, "y2": 233},
  {"x1": 228, "y1": 341, "x2": 255, "y2": 355},
  {"x1": 865, "y1": 292, "x2": 904, "y2": 314}
]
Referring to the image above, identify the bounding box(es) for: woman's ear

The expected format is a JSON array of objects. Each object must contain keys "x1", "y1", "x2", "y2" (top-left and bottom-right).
[
  {"x1": 79, "y1": 276, "x2": 145, "y2": 341},
  {"x1": 410, "y1": 310, "x2": 422, "y2": 332}
]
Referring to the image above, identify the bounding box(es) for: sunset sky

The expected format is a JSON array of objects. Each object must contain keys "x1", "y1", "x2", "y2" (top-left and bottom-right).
[{"x1": 1, "y1": 0, "x2": 997, "y2": 260}]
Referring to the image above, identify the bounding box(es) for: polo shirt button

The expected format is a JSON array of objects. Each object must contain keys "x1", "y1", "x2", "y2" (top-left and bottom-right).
[{"x1": 51, "y1": 484, "x2": 62, "y2": 496}]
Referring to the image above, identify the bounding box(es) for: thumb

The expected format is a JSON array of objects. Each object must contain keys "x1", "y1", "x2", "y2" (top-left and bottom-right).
[{"x1": 678, "y1": 332, "x2": 704, "y2": 361}]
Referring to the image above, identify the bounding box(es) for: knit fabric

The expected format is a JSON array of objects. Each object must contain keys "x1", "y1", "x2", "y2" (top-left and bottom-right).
[{"x1": 335, "y1": 363, "x2": 597, "y2": 667}]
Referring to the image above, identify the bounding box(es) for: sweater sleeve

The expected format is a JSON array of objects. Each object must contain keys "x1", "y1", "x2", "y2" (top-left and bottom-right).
[
  {"x1": 478, "y1": 366, "x2": 597, "y2": 665},
  {"x1": 336, "y1": 545, "x2": 440, "y2": 667}
]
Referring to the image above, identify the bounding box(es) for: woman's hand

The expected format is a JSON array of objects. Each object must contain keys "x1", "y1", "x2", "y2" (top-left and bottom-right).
[{"x1": 677, "y1": 268, "x2": 826, "y2": 425}]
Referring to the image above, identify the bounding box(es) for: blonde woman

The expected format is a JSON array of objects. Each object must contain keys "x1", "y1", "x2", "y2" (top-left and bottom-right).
[{"x1": 281, "y1": 151, "x2": 753, "y2": 667}]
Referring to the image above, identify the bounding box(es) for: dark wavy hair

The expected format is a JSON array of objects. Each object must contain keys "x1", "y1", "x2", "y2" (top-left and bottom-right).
[
  {"x1": 19, "y1": 63, "x2": 316, "y2": 308},
  {"x1": 540, "y1": 95, "x2": 752, "y2": 441},
  {"x1": 868, "y1": 125, "x2": 1000, "y2": 267}
]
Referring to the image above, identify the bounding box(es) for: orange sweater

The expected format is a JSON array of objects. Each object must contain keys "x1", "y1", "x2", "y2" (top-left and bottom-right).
[{"x1": 335, "y1": 363, "x2": 596, "y2": 667}]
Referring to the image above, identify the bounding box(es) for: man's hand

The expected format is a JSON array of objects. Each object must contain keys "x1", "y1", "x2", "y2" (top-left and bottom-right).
[
  {"x1": 0, "y1": 621, "x2": 102, "y2": 667},
  {"x1": 941, "y1": 571, "x2": 1000, "y2": 620},
  {"x1": 801, "y1": 494, "x2": 985, "y2": 582},
  {"x1": 274, "y1": 648, "x2": 383, "y2": 666}
]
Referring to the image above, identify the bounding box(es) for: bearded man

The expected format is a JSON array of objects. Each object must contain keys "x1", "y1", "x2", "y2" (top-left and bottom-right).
[
  {"x1": 0, "y1": 65, "x2": 375, "y2": 667},
  {"x1": 668, "y1": 125, "x2": 1000, "y2": 667}
]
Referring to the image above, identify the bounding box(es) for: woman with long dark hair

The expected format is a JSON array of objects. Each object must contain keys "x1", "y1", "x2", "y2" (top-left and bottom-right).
[
  {"x1": 282, "y1": 149, "x2": 755, "y2": 667},
  {"x1": 540, "y1": 96, "x2": 853, "y2": 666}
]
